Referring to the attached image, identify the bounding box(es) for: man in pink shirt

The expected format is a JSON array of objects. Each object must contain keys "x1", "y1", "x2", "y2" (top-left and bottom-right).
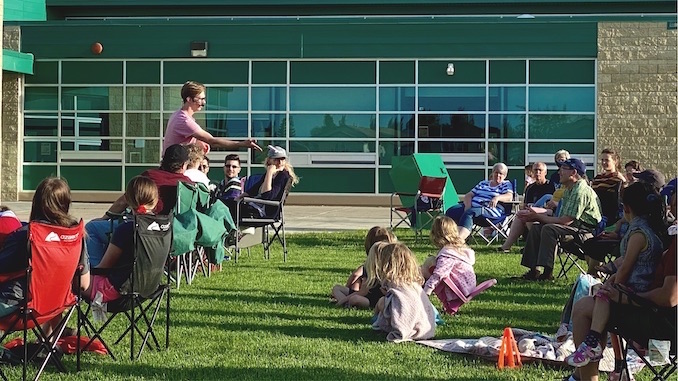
[{"x1": 163, "y1": 80, "x2": 261, "y2": 155}]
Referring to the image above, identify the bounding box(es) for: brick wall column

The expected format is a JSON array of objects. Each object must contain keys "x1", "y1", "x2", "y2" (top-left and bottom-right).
[
  {"x1": 597, "y1": 22, "x2": 678, "y2": 177},
  {"x1": 2, "y1": 25, "x2": 22, "y2": 201}
]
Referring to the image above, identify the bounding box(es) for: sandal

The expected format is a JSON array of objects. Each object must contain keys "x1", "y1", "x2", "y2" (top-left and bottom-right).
[{"x1": 495, "y1": 247, "x2": 511, "y2": 253}]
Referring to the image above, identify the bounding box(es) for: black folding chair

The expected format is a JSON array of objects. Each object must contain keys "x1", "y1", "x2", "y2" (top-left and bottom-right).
[
  {"x1": 556, "y1": 216, "x2": 607, "y2": 280},
  {"x1": 609, "y1": 287, "x2": 676, "y2": 381},
  {"x1": 235, "y1": 177, "x2": 293, "y2": 262},
  {"x1": 78, "y1": 213, "x2": 173, "y2": 362}
]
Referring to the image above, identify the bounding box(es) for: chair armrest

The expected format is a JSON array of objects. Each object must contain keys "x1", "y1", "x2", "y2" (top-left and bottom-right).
[{"x1": 239, "y1": 197, "x2": 282, "y2": 207}]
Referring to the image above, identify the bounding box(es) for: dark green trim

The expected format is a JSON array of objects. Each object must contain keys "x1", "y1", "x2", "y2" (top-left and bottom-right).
[
  {"x1": 21, "y1": 21, "x2": 598, "y2": 59},
  {"x1": 2, "y1": 49, "x2": 34, "y2": 74}
]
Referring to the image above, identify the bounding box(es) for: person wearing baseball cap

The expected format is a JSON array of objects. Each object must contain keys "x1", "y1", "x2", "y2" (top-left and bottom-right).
[
  {"x1": 517, "y1": 157, "x2": 602, "y2": 281},
  {"x1": 633, "y1": 169, "x2": 666, "y2": 193}
]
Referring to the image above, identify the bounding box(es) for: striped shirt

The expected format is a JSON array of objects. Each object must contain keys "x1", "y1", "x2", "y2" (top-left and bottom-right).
[{"x1": 470, "y1": 180, "x2": 513, "y2": 217}]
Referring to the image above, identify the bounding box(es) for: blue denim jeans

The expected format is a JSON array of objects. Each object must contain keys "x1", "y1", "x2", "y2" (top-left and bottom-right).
[{"x1": 85, "y1": 219, "x2": 120, "y2": 267}]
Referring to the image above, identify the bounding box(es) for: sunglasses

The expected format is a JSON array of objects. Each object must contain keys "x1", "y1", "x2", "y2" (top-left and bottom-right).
[{"x1": 224, "y1": 165, "x2": 240, "y2": 169}]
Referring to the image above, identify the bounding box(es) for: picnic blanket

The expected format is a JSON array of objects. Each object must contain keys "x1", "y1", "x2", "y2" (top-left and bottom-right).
[{"x1": 417, "y1": 328, "x2": 647, "y2": 374}]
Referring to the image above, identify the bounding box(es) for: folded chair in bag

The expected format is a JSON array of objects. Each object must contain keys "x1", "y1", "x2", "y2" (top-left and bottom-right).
[
  {"x1": 79, "y1": 214, "x2": 173, "y2": 362},
  {"x1": 433, "y1": 278, "x2": 497, "y2": 315},
  {"x1": 0, "y1": 221, "x2": 84, "y2": 381},
  {"x1": 389, "y1": 176, "x2": 446, "y2": 240},
  {"x1": 235, "y1": 176, "x2": 293, "y2": 262},
  {"x1": 471, "y1": 179, "x2": 519, "y2": 246},
  {"x1": 556, "y1": 216, "x2": 607, "y2": 280},
  {"x1": 609, "y1": 286, "x2": 677, "y2": 381}
]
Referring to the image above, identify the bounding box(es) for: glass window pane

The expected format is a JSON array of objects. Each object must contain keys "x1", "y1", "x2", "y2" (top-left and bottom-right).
[
  {"x1": 126, "y1": 61, "x2": 160, "y2": 84},
  {"x1": 379, "y1": 87, "x2": 415, "y2": 112},
  {"x1": 163, "y1": 61, "x2": 248, "y2": 84},
  {"x1": 23, "y1": 165, "x2": 58, "y2": 190},
  {"x1": 207, "y1": 87, "x2": 248, "y2": 112},
  {"x1": 379, "y1": 114, "x2": 415, "y2": 138},
  {"x1": 252, "y1": 114, "x2": 287, "y2": 138},
  {"x1": 290, "y1": 140, "x2": 374, "y2": 154},
  {"x1": 126, "y1": 86, "x2": 160, "y2": 110},
  {"x1": 125, "y1": 139, "x2": 162, "y2": 164},
  {"x1": 60, "y1": 138, "x2": 122, "y2": 153},
  {"x1": 529, "y1": 142, "x2": 595, "y2": 154},
  {"x1": 489, "y1": 87, "x2": 526, "y2": 112},
  {"x1": 61, "y1": 112, "x2": 123, "y2": 138},
  {"x1": 124, "y1": 166, "x2": 155, "y2": 186},
  {"x1": 490, "y1": 60, "x2": 526, "y2": 84},
  {"x1": 252, "y1": 61, "x2": 287, "y2": 84},
  {"x1": 25, "y1": 87, "x2": 58, "y2": 110},
  {"x1": 419, "y1": 141, "x2": 485, "y2": 154},
  {"x1": 291, "y1": 61, "x2": 375, "y2": 84},
  {"x1": 529, "y1": 115, "x2": 595, "y2": 139},
  {"x1": 126, "y1": 113, "x2": 162, "y2": 137},
  {"x1": 290, "y1": 87, "x2": 376, "y2": 111},
  {"x1": 24, "y1": 141, "x2": 57, "y2": 163},
  {"x1": 418, "y1": 87, "x2": 485, "y2": 112},
  {"x1": 199, "y1": 113, "x2": 249, "y2": 138},
  {"x1": 379, "y1": 61, "x2": 415, "y2": 84},
  {"x1": 447, "y1": 169, "x2": 486, "y2": 194},
  {"x1": 530, "y1": 60, "x2": 595, "y2": 84},
  {"x1": 418, "y1": 114, "x2": 485, "y2": 138},
  {"x1": 62, "y1": 61, "x2": 123, "y2": 84},
  {"x1": 162, "y1": 86, "x2": 182, "y2": 111},
  {"x1": 61, "y1": 87, "x2": 123, "y2": 111},
  {"x1": 488, "y1": 114, "x2": 526, "y2": 139},
  {"x1": 379, "y1": 168, "x2": 396, "y2": 193},
  {"x1": 252, "y1": 87, "x2": 286, "y2": 111},
  {"x1": 378, "y1": 140, "x2": 415, "y2": 166},
  {"x1": 24, "y1": 114, "x2": 58, "y2": 137},
  {"x1": 288, "y1": 113, "x2": 376, "y2": 138},
  {"x1": 26, "y1": 61, "x2": 58, "y2": 84},
  {"x1": 419, "y1": 61, "x2": 485, "y2": 84},
  {"x1": 529, "y1": 87, "x2": 595, "y2": 112},
  {"x1": 61, "y1": 166, "x2": 121, "y2": 191},
  {"x1": 488, "y1": 142, "x2": 525, "y2": 166}
]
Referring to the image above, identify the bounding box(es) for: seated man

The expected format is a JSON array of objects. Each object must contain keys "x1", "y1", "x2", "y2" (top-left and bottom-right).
[
  {"x1": 498, "y1": 161, "x2": 555, "y2": 252},
  {"x1": 85, "y1": 144, "x2": 193, "y2": 266},
  {"x1": 518, "y1": 158, "x2": 602, "y2": 281},
  {"x1": 214, "y1": 154, "x2": 243, "y2": 217}
]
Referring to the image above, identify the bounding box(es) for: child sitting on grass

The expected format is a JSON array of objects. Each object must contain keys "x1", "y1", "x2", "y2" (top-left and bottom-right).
[
  {"x1": 566, "y1": 182, "x2": 667, "y2": 376},
  {"x1": 331, "y1": 226, "x2": 396, "y2": 309},
  {"x1": 370, "y1": 241, "x2": 436, "y2": 342},
  {"x1": 421, "y1": 216, "x2": 477, "y2": 314}
]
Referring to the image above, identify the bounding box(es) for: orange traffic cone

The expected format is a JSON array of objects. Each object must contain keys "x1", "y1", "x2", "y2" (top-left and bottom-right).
[{"x1": 497, "y1": 327, "x2": 522, "y2": 369}]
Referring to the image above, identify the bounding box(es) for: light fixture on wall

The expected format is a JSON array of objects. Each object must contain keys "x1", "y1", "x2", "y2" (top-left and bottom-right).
[
  {"x1": 446, "y1": 63, "x2": 455, "y2": 76},
  {"x1": 190, "y1": 41, "x2": 208, "y2": 57}
]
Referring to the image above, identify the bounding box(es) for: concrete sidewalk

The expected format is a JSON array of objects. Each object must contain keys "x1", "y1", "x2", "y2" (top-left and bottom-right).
[{"x1": 3, "y1": 202, "x2": 392, "y2": 233}]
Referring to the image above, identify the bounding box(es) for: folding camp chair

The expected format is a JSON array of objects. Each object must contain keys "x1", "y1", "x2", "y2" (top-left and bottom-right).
[
  {"x1": 79, "y1": 213, "x2": 172, "y2": 362},
  {"x1": 390, "y1": 176, "x2": 446, "y2": 240},
  {"x1": 555, "y1": 216, "x2": 608, "y2": 280},
  {"x1": 235, "y1": 176, "x2": 293, "y2": 262},
  {"x1": 471, "y1": 179, "x2": 519, "y2": 245},
  {"x1": 0, "y1": 220, "x2": 84, "y2": 381},
  {"x1": 433, "y1": 278, "x2": 497, "y2": 315},
  {"x1": 609, "y1": 286, "x2": 676, "y2": 381}
]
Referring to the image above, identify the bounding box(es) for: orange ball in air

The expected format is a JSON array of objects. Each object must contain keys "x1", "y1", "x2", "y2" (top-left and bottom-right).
[{"x1": 91, "y1": 42, "x2": 103, "y2": 55}]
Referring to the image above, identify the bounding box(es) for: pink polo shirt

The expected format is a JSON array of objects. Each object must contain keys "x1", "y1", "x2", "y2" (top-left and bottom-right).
[{"x1": 163, "y1": 109, "x2": 210, "y2": 155}]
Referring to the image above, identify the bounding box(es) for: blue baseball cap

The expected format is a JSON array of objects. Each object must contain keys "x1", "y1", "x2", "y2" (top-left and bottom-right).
[{"x1": 560, "y1": 158, "x2": 587, "y2": 176}]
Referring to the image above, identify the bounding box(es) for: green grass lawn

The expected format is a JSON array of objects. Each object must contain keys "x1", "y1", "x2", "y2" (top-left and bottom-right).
[{"x1": 3, "y1": 230, "x2": 669, "y2": 380}]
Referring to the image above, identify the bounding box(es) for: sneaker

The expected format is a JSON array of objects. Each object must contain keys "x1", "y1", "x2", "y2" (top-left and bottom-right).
[
  {"x1": 565, "y1": 341, "x2": 604, "y2": 367},
  {"x1": 608, "y1": 369, "x2": 635, "y2": 381}
]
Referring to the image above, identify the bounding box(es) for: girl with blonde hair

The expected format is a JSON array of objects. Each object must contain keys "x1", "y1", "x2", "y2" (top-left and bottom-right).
[
  {"x1": 331, "y1": 227, "x2": 397, "y2": 308},
  {"x1": 421, "y1": 216, "x2": 477, "y2": 314},
  {"x1": 370, "y1": 242, "x2": 436, "y2": 342}
]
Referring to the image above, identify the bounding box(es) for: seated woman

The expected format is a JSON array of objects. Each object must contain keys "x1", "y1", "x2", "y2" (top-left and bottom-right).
[
  {"x1": 183, "y1": 142, "x2": 211, "y2": 187},
  {"x1": 590, "y1": 148, "x2": 626, "y2": 226},
  {"x1": 444, "y1": 162, "x2": 513, "y2": 241},
  {"x1": 0, "y1": 177, "x2": 90, "y2": 322},
  {"x1": 85, "y1": 176, "x2": 159, "y2": 303},
  {"x1": 237, "y1": 145, "x2": 299, "y2": 219}
]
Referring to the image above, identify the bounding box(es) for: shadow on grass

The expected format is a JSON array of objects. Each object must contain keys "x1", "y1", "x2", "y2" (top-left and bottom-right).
[{"x1": 174, "y1": 290, "x2": 332, "y2": 308}]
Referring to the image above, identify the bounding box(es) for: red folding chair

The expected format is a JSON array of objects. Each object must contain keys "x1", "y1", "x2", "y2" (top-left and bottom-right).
[
  {"x1": 390, "y1": 176, "x2": 446, "y2": 240},
  {"x1": 0, "y1": 220, "x2": 84, "y2": 381}
]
